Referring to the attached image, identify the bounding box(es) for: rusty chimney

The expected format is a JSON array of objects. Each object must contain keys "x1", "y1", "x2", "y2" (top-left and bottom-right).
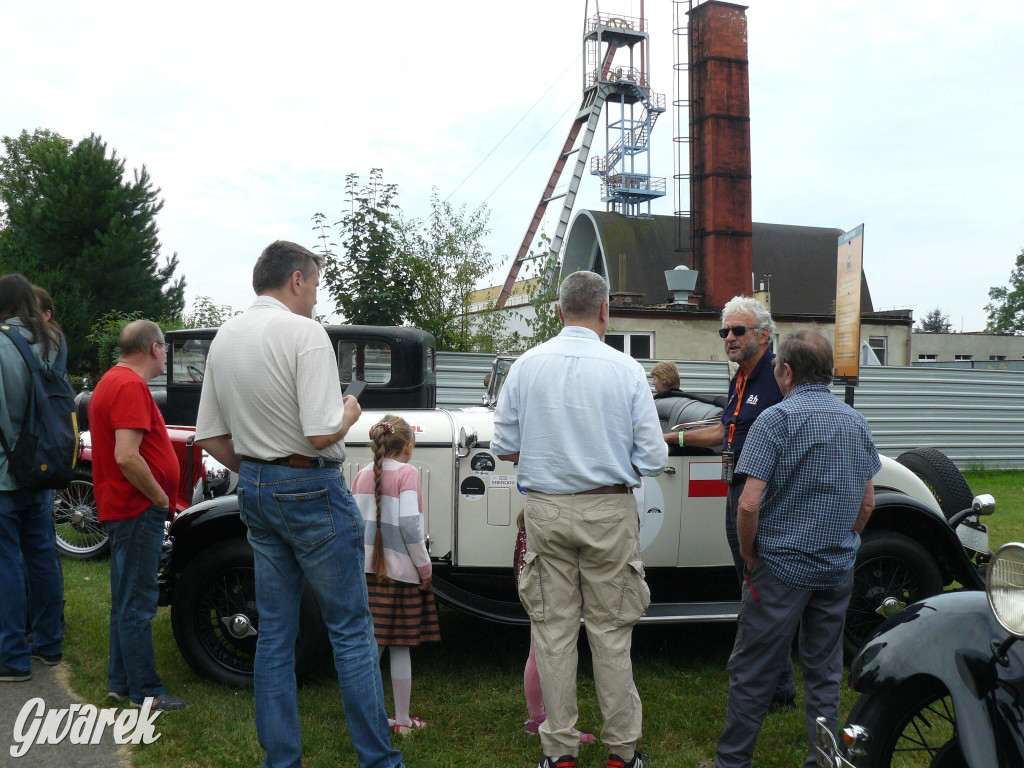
[{"x1": 688, "y1": 1, "x2": 753, "y2": 310}]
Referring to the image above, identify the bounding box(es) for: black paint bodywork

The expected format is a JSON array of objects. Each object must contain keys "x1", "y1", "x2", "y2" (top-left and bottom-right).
[{"x1": 848, "y1": 590, "x2": 1024, "y2": 767}]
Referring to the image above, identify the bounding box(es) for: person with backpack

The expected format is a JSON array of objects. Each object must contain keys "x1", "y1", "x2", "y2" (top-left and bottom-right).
[
  {"x1": 0, "y1": 273, "x2": 66, "y2": 682},
  {"x1": 88, "y1": 319, "x2": 189, "y2": 711}
]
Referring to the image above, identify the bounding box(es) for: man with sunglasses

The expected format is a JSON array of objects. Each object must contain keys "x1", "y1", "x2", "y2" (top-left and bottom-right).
[{"x1": 672, "y1": 296, "x2": 795, "y2": 711}]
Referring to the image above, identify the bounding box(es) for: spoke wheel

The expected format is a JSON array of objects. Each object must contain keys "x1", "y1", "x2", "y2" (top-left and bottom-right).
[
  {"x1": 845, "y1": 531, "x2": 942, "y2": 658},
  {"x1": 847, "y1": 680, "x2": 966, "y2": 767},
  {"x1": 171, "y1": 538, "x2": 327, "y2": 688},
  {"x1": 53, "y1": 476, "x2": 109, "y2": 559}
]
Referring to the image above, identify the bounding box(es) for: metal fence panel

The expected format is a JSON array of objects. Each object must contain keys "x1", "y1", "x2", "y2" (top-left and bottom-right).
[{"x1": 437, "y1": 354, "x2": 1024, "y2": 469}]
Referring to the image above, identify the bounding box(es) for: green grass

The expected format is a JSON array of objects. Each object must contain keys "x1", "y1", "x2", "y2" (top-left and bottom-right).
[{"x1": 58, "y1": 473, "x2": 1021, "y2": 768}]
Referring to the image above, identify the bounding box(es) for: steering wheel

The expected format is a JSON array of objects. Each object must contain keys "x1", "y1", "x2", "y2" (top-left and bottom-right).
[{"x1": 187, "y1": 364, "x2": 205, "y2": 383}]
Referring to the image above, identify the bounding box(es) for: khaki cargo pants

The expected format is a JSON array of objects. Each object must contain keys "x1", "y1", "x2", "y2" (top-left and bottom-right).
[{"x1": 518, "y1": 491, "x2": 650, "y2": 759}]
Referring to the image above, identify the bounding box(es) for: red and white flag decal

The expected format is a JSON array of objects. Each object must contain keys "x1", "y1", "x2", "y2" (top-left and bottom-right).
[{"x1": 688, "y1": 461, "x2": 728, "y2": 498}]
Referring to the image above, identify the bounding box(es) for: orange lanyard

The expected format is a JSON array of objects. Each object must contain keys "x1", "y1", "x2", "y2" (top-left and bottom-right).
[{"x1": 727, "y1": 370, "x2": 747, "y2": 449}]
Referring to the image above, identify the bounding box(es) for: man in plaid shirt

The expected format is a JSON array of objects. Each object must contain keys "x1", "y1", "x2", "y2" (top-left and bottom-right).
[{"x1": 706, "y1": 330, "x2": 880, "y2": 768}]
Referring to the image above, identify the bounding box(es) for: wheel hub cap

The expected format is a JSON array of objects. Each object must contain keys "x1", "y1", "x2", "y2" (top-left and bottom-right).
[
  {"x1": 222, "y1": 614, "x2": 258, "y2": 639},
  {"x1": 875, "y1": 596, "x2": 906, "y2": 618}
]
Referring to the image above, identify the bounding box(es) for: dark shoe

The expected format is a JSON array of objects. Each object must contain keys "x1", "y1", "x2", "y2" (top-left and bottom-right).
[
  {"x1": 768, "y1": 693, "x2": 797, "y2": 713},
  {"x1": 608, "y1": 753, "x2": 651, "y2": 768},
  {"x1": 0, "y1": 664, "x2": 32, "y2": 682},
  {"x1": 538, "y1": 757, "x2": 577, "y2": 768},
  {"x1": 131, "y1": 693, "x2": 190, "y2": 711},
  {"x1": 107, "y1": 690, "x2": 131, "y2": 705},
  {"x1": 31, "y1": 650, "x2": 63, "y2": 666}
]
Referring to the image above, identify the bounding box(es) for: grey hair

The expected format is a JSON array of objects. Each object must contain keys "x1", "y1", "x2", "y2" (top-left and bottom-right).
[
  {"x1": 119, "y1": 319, "x2": 164, "y2": 356},
  {"x1": 721, "y1": 295, "x2": 776, "y2": 338},
  {"x1": 559, "y1": 271, "x2": 609, "y2": 320},
  {"x1": 252, "y1": 240, "x2": 322, "y2": 294},
  {"x1": 776, "y1": 329, "x2": 833, "y2": 385}
]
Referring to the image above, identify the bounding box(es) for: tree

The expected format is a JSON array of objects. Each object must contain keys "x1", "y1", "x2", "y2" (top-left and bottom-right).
[
  {"x1": 985, "y1": 248, "x2": 1024, "y2": 335},
  {"x1": 915, "y1": 307, "x2": 953, "y2": 333},
  {"x1": 183, "y1": 296, "x2": 240, "y2": 328},
  {"x1": 0, "y1": 129, "x2": 186, "y2": 371},
  {"x1": 320, "y1": 169, "x2": 413, "y2": 326},
  {"x1": 405, "y1": 191, "x2": 500, "y2": 351}
]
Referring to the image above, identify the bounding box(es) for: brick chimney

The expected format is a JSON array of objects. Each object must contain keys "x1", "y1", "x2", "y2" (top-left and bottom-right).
[{"x1": 688, "y1": 1, "x2": 753, "y2": 310}]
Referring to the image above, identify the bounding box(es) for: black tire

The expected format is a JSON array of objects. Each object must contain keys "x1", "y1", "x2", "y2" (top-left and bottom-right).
[
  {"x1": 170, "y1": 538, "x2": 326, "y2": 688},
  {"x1": 53, "y1": 470, "x2": 109, "y2": 559},
  {"x1": 896, "y1": 448, "x2": 974, "y2": 520},
  {"x1": 844, "y1": 531, "x2": 943, "y2": 659},
  {"x1": 845, "y1": 679, "x2": 966, "y2": 767}
]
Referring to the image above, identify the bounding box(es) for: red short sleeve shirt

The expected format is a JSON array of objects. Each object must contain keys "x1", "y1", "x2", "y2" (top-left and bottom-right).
[{"x1": 88, "y1": 365, "x2": 180, "y2": 521}]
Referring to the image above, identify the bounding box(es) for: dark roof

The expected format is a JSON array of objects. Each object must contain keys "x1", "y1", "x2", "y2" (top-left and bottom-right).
[{"x1": 562, "y1": 211, "x2": 873, "y2": 315}]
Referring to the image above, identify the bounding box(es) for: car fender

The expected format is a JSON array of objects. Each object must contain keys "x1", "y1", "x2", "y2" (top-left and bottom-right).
[
  {"x1": 167, "y1": 494, "x2": 246, "y2": 577},
  {"x1": 867, "y1": 491, "x2": 984, "y2": 589},
  {"x1": 849, "y1": 590, "x2": 1024, "y2": 767}
]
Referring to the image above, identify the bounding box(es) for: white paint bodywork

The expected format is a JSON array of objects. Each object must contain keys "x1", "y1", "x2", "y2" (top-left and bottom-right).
[{"x1": 340, "y1": 408, "x2": 945, "y2": 571}]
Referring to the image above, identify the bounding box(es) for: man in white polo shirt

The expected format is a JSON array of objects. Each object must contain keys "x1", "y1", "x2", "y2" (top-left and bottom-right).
[{"x1": 196, "y1": 240, "x2": 405, "y2": 768}]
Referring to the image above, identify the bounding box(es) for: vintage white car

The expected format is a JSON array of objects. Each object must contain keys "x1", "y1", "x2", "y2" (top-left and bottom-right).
[{"x1": 152, "y1": 327, "x2": 993, "y2": 688}]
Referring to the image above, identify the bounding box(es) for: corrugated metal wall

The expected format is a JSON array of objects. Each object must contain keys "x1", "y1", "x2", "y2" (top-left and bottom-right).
[{"x1": 437, "y1": 354, "x2": 1024, "y2": 469}]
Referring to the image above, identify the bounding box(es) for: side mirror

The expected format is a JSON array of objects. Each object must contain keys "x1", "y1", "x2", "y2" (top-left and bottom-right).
[
  {"x1": 972, "y1": 494, "x2": 996, "y2": 515},
  {"x1": 457, "y1": 426, "x2": 478, "y2": 458}
]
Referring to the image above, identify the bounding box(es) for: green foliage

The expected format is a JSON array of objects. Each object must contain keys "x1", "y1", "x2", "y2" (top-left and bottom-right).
[
  {"x1": 86, "y1": 310, "x2": 144, "y2": 372},
  {"x1": 985, "y1": 248, "x2": 1024, "y2": 334},
  {"x1": 183, "y1": 296, "x2": 240, "y2": 328},
  {"x1": 521, "y1": 233, "x2": 563, "y2": 349},
  {"x1": 0, "y1": 129, "x2": 186, "y2": 371},
  {"x1": 405, "y1": 190, "x2": 502, "y2": 352},
  {"x1": 915, "y1": 307, "x2": 953, "y2": 333},
  {"x1": 320, "y1": 169, "x2": 413, "y2": 326}
]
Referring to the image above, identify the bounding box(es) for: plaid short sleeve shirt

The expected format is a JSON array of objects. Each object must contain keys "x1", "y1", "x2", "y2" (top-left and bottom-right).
[{"x1": 735, "y1": 382, "x2": 882, "y2": 589}]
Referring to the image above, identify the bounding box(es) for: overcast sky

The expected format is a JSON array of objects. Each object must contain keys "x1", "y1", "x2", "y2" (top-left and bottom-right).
[{"x1": 3, "y1": 0, "x2": 1022, "y2": 332}]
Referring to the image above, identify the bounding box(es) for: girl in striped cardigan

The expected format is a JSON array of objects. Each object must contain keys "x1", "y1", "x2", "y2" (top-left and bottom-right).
[{"x1": 352, "y1": 414, "x2": 440, "y2": 735}]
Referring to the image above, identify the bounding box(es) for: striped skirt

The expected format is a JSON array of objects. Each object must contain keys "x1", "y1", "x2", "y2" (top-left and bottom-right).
[{"x1": 366, "y1": 574, "x2": 441, "y2": 646}]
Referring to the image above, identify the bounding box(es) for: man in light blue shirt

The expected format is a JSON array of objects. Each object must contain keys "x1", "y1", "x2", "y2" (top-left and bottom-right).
[{"x1": 493, "y1": 270, "x2": 667, "y2": 768}]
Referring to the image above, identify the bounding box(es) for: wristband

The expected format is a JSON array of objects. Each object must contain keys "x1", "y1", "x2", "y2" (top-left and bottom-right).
[{"x1": 678, "y1": 431, "x2": 685, "y2": 447}]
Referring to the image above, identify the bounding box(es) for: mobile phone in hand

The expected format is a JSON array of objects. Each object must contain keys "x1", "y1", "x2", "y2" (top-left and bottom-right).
[{"x1": 345, "y1": 380, "x2": 367, "y2": 401}]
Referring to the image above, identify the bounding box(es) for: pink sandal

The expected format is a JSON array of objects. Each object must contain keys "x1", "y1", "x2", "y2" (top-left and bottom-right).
[
  {"x1": 392, "y1": 716, "x2": 426, "y2": 736},
  {"x1": 524, "y1": 717, "x2": 595, "y2": 743}
]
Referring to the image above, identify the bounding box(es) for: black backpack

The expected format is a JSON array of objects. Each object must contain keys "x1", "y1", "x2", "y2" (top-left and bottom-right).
[{"x1": 0, "y1": 324, "x2": 78, "y2": 489}]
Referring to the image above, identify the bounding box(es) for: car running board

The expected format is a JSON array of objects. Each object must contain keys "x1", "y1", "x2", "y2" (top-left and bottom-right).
[{"x1": 432, "y1": 578, "x2": 741, "y2": 626}]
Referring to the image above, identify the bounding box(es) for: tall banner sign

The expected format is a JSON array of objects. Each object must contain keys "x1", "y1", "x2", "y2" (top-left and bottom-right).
[{"x1": 834, "y1": 224, "x2": 864, "y2": 384}]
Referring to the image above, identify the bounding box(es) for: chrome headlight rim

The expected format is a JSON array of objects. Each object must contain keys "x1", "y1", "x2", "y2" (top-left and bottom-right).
[{"x1": 986, "y1": 541, "x2": 1024, "y2": 639}]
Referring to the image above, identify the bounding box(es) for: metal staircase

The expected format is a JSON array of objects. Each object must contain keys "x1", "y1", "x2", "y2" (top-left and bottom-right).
[{"x1": 496, "y1": 7, "x2": 665, "y2": 308}]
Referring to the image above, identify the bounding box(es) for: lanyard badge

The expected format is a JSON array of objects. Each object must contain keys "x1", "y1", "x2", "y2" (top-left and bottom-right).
[{"x1": 721, "y1": 448, "x2": 734, "y2": 484}]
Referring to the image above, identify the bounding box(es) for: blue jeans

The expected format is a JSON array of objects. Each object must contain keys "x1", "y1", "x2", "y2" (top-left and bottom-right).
[
  {"x1": 106, "y1": 506, "x2": 168, "y2": 700},
  {"x1": 237, "y1": 461, "x2": 403, "y2": 768},
  {"x1": 0, "y1": 488, "x2": 63, "y2": 671}
]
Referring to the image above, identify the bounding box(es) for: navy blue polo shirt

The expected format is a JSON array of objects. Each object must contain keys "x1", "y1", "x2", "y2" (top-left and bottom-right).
[{"x1": 720, "y1": 349, "x2": 782, "y2": 461}]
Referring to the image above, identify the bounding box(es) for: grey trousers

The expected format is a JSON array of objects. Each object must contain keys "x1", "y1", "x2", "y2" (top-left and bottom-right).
[
  {"x1": 725, "y1": 480, "x2": 796, "y2": 702},
  {"x1": 715, "y1": 560, "x2": 853, "y2": 768}
]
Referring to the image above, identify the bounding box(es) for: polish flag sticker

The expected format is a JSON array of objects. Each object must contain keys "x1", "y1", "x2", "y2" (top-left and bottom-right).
[{"x1": 689, "y1": 461, "x2": 728, "y2": 498}]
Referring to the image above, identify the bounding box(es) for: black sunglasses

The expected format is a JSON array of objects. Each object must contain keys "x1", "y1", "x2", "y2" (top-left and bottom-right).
[{"x1": 718, "y1": 325, "x2": 754, "y2": 339}]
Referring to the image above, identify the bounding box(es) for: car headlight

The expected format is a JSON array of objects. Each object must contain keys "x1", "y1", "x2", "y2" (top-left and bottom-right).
[{"x1": 986, "y1": 542, "x2": 1024, "y2": 638}]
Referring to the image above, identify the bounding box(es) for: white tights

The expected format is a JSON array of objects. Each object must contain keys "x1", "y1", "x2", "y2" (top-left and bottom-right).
[{"x1": 377, "y1": 645, "x2": 413, "y2": 725}]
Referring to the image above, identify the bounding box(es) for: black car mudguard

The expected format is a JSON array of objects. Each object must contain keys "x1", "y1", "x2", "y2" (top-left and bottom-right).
[
  {"x1": 848, "y1": 590, "x2": 1024, "y2": 767},
  {"x1": 868, "y1": 490, "x2": 985, "y2": 589},
  {"x1": 160, "y1": 494, "x2": 246, "y2": 605}
]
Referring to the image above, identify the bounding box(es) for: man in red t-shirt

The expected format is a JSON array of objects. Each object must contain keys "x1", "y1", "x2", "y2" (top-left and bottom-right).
[{"x1": 88, "y1": 320, "x2": 188, "y2": 711}]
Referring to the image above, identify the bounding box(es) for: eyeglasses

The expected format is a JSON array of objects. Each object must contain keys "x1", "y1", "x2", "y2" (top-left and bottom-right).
[
  {"x1": 718, "y1": 325, "x2": 753, "y2": 339},
  {"x1": 154, "y1": 341, "x2": 169, "y2": 349}
]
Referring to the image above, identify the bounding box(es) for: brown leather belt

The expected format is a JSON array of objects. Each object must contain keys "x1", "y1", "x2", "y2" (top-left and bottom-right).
[
  {"x1": 576, "y1": 483, "x2": 629, "y2": 495},
  {"x1": 240, "y1": 454, "x2": 342, "y2": 470}
]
